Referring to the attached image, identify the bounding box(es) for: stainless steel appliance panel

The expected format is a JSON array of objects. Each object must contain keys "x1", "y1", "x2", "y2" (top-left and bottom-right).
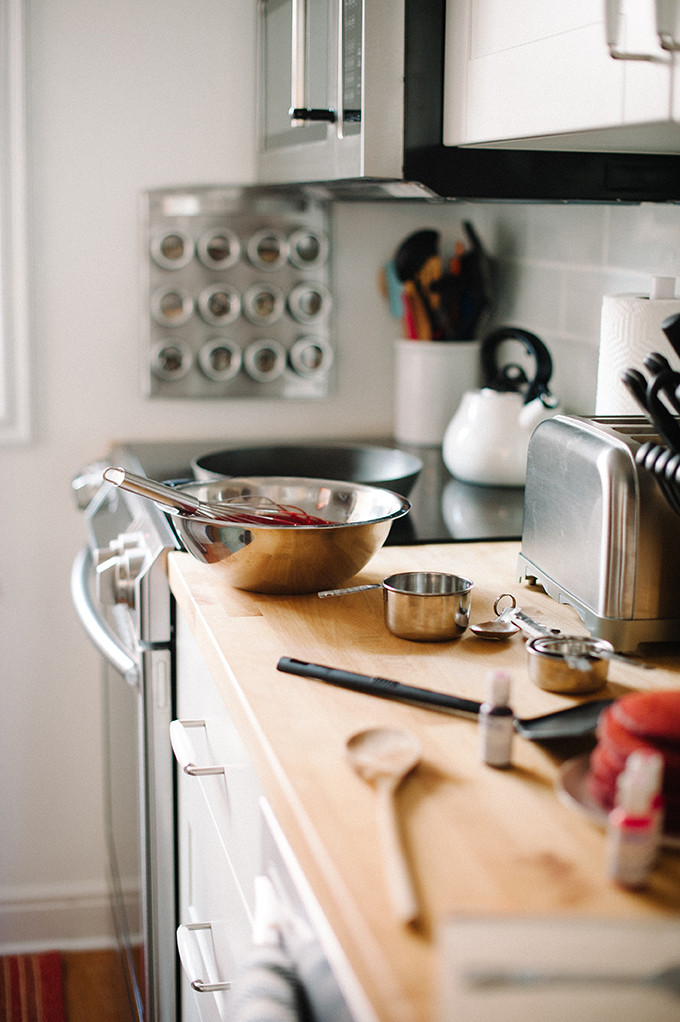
[
  {"x1": 71, "y1": 468, "x2": 179, "y2": 1022},
  {"x1": 518, "y1": 415, "x2": 680, "y2": 649},
  {"x1": 256, "y1": 0, "x2": 680, "y2": 202}
]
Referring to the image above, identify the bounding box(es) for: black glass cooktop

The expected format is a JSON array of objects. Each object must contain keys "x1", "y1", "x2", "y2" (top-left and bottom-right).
[
  {"x1": 385, "y1": 444, "x2": 524, "y2": 544},
  {"x1": 113, "y1": 439, "x2": 525, "y2": 545}
]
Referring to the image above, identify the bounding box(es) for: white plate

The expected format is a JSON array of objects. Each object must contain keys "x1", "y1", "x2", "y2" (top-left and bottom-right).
[{"x1": 556, "y1": 754, "x2": 680, "y2": 850}]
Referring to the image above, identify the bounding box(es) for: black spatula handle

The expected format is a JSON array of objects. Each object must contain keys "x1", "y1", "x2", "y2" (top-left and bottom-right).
[{"x1": 276, "y1": 657, "x2": 482, "y2": 717}]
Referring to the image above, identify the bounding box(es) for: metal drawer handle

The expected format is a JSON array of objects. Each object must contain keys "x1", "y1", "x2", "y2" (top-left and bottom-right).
[
  {"x1": 177, "y1": 922, "x2": 231, "y2": 993},
  {"x1": 169, "y1": 719, "x2": 226, "y2": 777}
]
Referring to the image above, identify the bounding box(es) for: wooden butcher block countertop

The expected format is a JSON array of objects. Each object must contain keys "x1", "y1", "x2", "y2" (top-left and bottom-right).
[{"x1": 167, "y1": 541, "x2": 680, "y2": 1022}]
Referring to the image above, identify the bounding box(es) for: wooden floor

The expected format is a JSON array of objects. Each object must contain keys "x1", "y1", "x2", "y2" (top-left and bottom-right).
[{"x1": 61, "y1": 949, "x2": 133, "y2": 1022}]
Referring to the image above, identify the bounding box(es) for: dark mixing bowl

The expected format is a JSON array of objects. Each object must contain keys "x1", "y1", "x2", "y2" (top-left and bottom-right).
[{"x1": 191, "y1": 443, "x2": 423, "y2": 497}]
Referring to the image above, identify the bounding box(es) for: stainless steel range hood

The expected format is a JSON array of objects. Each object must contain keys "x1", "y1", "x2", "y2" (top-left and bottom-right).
[{"x1": 261, "y1": 0, "x2": 680, "y2": 205}]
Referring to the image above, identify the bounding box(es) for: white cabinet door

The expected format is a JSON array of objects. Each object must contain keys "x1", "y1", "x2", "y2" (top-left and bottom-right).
[
  {"x1": 174, "y1": 607, "x2": 264, "y2": 1022},
  {"x1": 444, "y1": 0, "x2": 675, "y2": 150}
]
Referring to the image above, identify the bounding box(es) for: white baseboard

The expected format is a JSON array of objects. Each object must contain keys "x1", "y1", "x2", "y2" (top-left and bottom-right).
[{"x1": 0, "y1": 880, "x2": 116, "y2": 954}]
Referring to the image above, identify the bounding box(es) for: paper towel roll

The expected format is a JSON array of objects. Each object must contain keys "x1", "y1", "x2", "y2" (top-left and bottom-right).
[{"x1": 596, "y1": 292, "x2": 680, "y2": 415}]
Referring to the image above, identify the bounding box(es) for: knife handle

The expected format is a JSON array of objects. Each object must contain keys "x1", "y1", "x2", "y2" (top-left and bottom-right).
[{"x1": 276, "y1": 657, "x2": 482, "y2": 717}]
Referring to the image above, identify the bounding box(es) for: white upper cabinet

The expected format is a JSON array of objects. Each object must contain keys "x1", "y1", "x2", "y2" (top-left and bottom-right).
[{"x1": 444, "y1": 0, "x2": 680, "y2": 151}]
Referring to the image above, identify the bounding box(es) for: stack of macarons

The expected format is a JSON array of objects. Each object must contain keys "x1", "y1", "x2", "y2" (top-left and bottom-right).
[{"x1": 587, "y1": 690, "x2": 680, "y2": 835}]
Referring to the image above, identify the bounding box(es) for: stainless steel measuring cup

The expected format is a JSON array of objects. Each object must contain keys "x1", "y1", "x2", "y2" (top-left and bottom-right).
[{"x1": 319, "y1": 571, "x2": 473, "y2": 641}]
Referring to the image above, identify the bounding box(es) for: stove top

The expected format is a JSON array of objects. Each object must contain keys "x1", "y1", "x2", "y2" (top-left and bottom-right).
[{"x1": 110, "y1": 438, "x2": 525, "y2": 545}]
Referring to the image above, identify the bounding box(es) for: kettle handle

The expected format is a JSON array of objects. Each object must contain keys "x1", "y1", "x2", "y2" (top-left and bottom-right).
[{"x1": 481, "y1": 327, "x2": 554, "y2": 404}]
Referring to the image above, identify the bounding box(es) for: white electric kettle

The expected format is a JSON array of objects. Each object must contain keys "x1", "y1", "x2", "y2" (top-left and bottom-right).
[{"x1": 443, "y1": 327, "x2": 560, "y2": 487}]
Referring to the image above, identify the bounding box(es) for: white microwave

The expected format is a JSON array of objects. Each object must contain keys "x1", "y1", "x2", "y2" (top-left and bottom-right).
[{"x1": 256, "y1": 0, "x2": 680, "y2": 202}]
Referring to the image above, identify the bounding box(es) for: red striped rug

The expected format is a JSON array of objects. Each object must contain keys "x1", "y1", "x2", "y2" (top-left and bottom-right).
[{"x1": 0, "y1": 953, "x2": 67, "y2": 1022}]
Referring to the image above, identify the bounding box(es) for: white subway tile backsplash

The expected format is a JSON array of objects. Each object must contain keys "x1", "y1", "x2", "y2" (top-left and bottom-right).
[
  {"x1": 335, "y1": 199, "x2": 680, "y2": 425},
  {"x1": 478, "y1": 203, "x2": 680, "y2": 412},
  {"x1": 605, "y1": 204, "x2": 680, "y2": 275},
  {"x1": 559, "y1": 269, "x2": 605, "y2": 341},
  {"x1": 560, "y1": 268, "x2": 644, "y2": 342},
  {"x1": 491, "y1": 263, "x2": 562, "y2": 332},
  {"x1": 528, "y1": 204, "x2": 608, "y2": 265},
  {"x1": 549, "y1": 336, "x2": 600, "y2": 414}
]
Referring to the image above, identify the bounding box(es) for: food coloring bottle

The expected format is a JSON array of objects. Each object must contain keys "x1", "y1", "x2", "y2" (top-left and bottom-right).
[
  {"x1": 625, "y1": 749, "x2": 665, "y2": 852},
  {"x1": 606, "y1": 750, "x2": 663, "y2": 889},
  {"x1": 479, "y1": 669, "x2": 514, "y2": 768}
]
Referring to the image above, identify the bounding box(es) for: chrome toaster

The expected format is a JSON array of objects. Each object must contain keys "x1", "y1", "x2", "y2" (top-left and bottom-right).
[{"x1": 518, "y1": 415, "x2": 680, "y2": 650}]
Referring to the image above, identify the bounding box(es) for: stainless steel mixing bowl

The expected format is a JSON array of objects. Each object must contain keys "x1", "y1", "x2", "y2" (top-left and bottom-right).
[{"x1": 172, "y1": 476, "x2": 411, "y2": 594}]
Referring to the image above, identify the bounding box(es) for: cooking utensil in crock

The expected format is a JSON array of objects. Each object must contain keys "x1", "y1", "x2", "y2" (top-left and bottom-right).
[
  {"x1": 346, "y1": 727, "x2": 421, "y2": 925},
  {"x1": 319, "y1": 571, "x2": 473, "y2": 641},
  {"x1": 425, "y1": 221, "x2": 494, "y2": 340},
  {"x1": 394, "y1": 229, "x2": 442, "y2": 338},
  {"x1": 277, "y1": 658, "x2": 613, "y2": 741},
  {"x1": 192, "y1": 443, "x2": 423, "y2": 497},
  {"x1": 526, "y1": 635, "x2": 613, "y2": 694}
]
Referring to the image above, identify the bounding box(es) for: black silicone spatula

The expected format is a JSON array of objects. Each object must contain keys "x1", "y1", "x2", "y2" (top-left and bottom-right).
[
  {"x1": 394, "y1": 229, "x2": 441, "y2": 337},
  {"x1": 277, "y1": 658, "x2": 612, "y2": 741}
]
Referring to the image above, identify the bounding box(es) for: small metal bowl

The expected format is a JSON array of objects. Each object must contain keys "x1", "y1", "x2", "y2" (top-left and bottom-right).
[
  {"x1": 381, "y1": 571, "x2": 473, "y2": 641},
  {"x1": 526, "y1": 635, "x2": 613, "y2": 694}
]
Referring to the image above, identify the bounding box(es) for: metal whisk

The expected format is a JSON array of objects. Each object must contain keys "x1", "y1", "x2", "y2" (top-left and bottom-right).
[{"x1": 103, "y1": 468, "x2": 333, "y2": 526}]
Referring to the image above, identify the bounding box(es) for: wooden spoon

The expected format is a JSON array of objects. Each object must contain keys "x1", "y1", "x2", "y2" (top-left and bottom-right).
[{"x1": 346, "y1": 727, "x2": 422, "y2": 925}]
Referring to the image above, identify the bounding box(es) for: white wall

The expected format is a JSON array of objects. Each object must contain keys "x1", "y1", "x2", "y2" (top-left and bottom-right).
[
  {"x1": 2, "y1": 0, "x2": 680, "y2": 952},
  {"x1": 1, "y1": 0, "x2": 262, "y2": 950}
]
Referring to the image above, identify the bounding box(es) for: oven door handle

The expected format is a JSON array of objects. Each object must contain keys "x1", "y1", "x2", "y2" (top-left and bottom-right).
[{"x1": 71, "y1": 547, "x2": 139, "y2": 686}]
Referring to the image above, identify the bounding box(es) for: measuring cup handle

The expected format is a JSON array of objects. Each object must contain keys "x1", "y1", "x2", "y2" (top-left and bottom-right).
[{"x1": 318, "y1": 584, "x2": 382, "y2": 598}]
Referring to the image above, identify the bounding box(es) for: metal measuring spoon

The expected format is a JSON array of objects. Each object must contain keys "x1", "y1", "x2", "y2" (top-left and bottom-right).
[
  {"x1": 346, "y1": 727, "x2": 421, "y2": 925},
  {"x1": 470, "y1": 594, "x2": 520, "y2": 640}
]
